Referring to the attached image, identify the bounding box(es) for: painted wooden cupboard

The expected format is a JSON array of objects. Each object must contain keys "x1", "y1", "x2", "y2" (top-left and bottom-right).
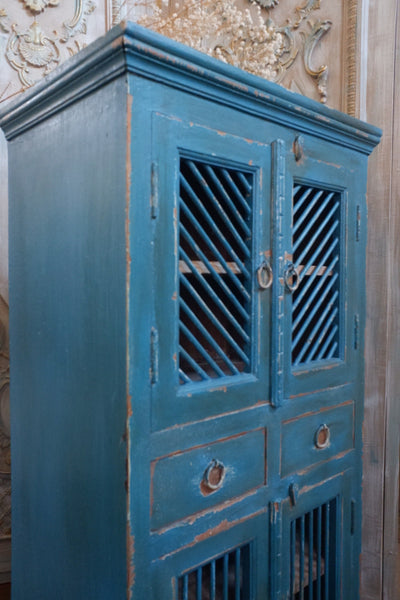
[{"x1": 0, "y1": 23, "x2": 381, "y2": 600}]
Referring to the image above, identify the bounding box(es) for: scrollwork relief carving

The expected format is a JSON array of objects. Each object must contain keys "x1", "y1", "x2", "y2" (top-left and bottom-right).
[
  {"x1": 303, "y1": 19, "x2": 331, "y2": 103},
  {"x1": 6, "y1": 20, "x2": 60, "y2": 88},
  {"x1": 60, "y1": 0, "x2": 96, "y2": 42},
  {"x1": 0, "y1": 0, "x2": 96, "y2": 93}
]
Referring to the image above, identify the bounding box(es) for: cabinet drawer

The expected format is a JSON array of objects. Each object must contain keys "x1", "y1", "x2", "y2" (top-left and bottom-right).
[
  {"x1": 150, "y1": 428, "x2": 266, "y2": 531},
  {"x1": 281, "y1": 402, "x2": 354, "y2": 477}
]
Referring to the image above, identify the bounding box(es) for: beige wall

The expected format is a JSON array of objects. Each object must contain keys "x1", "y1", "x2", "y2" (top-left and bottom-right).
[{"x1": 0, "y1": 1, "x2": 398, "y2": 596}]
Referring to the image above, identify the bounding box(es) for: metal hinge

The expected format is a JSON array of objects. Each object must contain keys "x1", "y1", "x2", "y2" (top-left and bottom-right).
[
  {"x1": 150, "y1": 162, "x2": 159, "y2": 219},
  {"x1": 150, "y1": 327, "x2": 159, "y2": 384},
  {"x1": 350, "y1": 499, "x2": 356, "y2": 535},
  {"x1": 356, "y1": 204, "x2": 361, "y2": 241},
  {"x1": 354, "y1": 314, "x2": 360, "y2": 350}
]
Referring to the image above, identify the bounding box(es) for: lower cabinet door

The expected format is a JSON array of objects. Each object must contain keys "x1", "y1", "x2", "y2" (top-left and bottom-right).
[
  {"x1": 151, "y1": 512, "x2": 269, "y2": 599},
  {"x1": 274, "y1": 471, "x2": 356, "y2": 600}
]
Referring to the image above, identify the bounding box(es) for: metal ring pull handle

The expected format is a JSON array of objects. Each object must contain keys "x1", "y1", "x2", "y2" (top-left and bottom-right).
[
  {"x1": 202, "y1": 459, "x2": 226, "y2": 492},
  {"x1": 284, "y1": 262, "x2": 300, "y2": 293},
  {"x1": 257, "y1": 260, "x2": 273, "y2": 290},
  {"x1": 315, "y1": 424, "x2": 331, "y2": 449}
]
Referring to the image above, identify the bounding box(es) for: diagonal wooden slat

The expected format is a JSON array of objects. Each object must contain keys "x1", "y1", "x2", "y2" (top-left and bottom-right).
[
  {"x1": 293, "y1": 189, "x2": 325, "y2": 236},
  {"x1": 293, "y1": 185, "x2": 314, "y2": 216},
  {"x1": 180, "y1": 174, "x2": 250, "y2": 279},
  {"x1": 295, "y1": 205, "x2": 339, "y2": 267},
  {"x1": 293, "y1": 269, "x2": 338, "y2": 333},
  {"x1": 180, "y1": 294, "x2": 242, "y2": 373},
  {"x1": 292, "y1": 273, "x2": 339, "y2": 351},
  {"x1": 293, "y1": 247, "x2": 339, "y2": 312},
  {"x1": 220, "y1": 168, "x2": 252, "y2": 215},
  {"x1": 179, "y1": 157, "x2": 253, "y2": 384},
  {"x1": 179, "y1": 244, "x2": 250, "y2": 330},
  {"x1": 292, "y1": 183, "x2": 341, "y2": 365},
  {"x1": 179, "y1": 320, "x2": 226, "y2": 378},
  {"x1": 297, "y1": 303, "x2": 339, "y2": 365},
  {"x1": 203, "y1": 164, "x2": 251, "y2": 237},
  {"x1": 187, "y1": 160, "x2": 251, "y2": 254},
  {"x1": 180, "y1": 194, "x2": 250, "y2": 300},
  {"x1": 236, "y1": 171, "x2": 253, "y2": 197}
]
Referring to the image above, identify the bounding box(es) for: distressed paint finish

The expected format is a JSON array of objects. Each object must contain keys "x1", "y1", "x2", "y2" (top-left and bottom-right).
[{"x1": 0, "y1": 23, "x2": 380, "y2": 599}]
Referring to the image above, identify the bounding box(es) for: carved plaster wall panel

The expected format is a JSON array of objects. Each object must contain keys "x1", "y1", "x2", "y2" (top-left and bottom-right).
[
  {"x1": 0, "y1": 0, "x2": 103, "y2": 102},
  {"x1": 115, "y1": 0, "x2": 345, "y2": 107}
]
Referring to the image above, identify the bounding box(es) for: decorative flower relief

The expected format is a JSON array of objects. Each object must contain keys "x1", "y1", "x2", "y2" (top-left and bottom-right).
[
  {"x1": 22, "y1": 0, "x2": 59, "y2": 14},
  {"x1": 138, "y1": 0, "x2": 295, "y2": 82},
  {"x1": 136, "y1": 0, "x2": 331, "y2": 103}
]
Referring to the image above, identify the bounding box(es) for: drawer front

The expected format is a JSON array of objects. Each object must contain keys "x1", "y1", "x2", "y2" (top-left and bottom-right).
[
  {"x1": 281, "y1": 402, "x2": 354, "y2": 477},
  {"x1": 150, "y1": 428, "x2": 266, "y2": 531}
]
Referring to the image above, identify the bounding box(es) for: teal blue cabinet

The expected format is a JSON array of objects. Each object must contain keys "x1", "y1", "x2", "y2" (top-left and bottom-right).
[{"x1": 0, "y1": 23, "x2": 380, "y2": 600}]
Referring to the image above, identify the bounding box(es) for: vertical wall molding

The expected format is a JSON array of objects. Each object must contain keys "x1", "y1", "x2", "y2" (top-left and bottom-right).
[{"x1": 344, "y1": 0, "x2": 359, "y2": 116}]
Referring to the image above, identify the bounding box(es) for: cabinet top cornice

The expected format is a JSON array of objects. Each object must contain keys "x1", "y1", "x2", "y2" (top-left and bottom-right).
[{"x1": 0, "y1": 21, "x2": 381, "y2": 152}]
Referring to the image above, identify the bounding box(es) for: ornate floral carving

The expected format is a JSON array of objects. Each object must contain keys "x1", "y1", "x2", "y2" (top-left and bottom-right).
[
  {"x1": 2, "y1": 0, "x2": 96, "y2": 90},
  {"x1": 21, "y1": 0, "x2": 59, "y2": 15},
  {"x1": 6, "y1": 20, "x2": 60, "y2": 88},
  {"x1": 136, "y1": 0, "x2": 331, "y2": 103}
]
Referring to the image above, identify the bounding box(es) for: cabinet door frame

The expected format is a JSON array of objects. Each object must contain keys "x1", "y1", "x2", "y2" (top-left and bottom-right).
[
  {"x1": 272, "y1": 470, "x2": 355, "y2": 600},
  {"x1": 272, "y1": 138, "x2": 366, "y2": 404},
  {"x1": 151, "y1": 112, "x2": 272, "y2": 431},
  {"x1": 151, "y1": 511, "x2": 269, "y2": 600}
]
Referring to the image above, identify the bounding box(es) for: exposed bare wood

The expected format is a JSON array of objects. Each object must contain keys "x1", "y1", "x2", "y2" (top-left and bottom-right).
[
  {"x1": 361, "y1": 1, "x2": 398, "y2": 599},
  {"x1": 383, "y1": 3, "x2": 400, "y2": 597}
]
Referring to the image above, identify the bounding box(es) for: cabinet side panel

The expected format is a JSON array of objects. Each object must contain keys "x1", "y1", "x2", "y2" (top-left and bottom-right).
[{"x1": 9, "y1": 78, "x2": 128, "y2": 599}]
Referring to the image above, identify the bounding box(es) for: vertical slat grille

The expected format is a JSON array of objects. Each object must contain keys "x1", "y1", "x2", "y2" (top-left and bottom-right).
[
  {"x1": 179, "y1": 158, "x2": 253, "y2": 384},
  {"x1": 178, "y1": 544, "x2": 251, "y2": 600},
  {"x1": 291, "y1": 184, "x2": 342, "y2": 366},
  {"x1": 289, "y1": 496, "x2": 339, "y2": 599}
]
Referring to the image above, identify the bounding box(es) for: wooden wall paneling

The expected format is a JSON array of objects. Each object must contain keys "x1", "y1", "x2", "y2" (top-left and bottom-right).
[
  {"x1": 361, "y1": 0, "x2": 398, "y2": 598},
  {"x1": 384, "y1": 2, "x2": 400, "y2": 597},
  {"x1": 0, "y1": 132, "x2": 7, "y2": 304}
]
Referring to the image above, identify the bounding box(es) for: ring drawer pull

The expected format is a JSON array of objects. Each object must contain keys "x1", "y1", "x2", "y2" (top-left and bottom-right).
[
  {"x1": 284, "y1": 262, "x2": 300, "y2": 293},
  {"x1": 315, "y1": 424, "x2": 330, "y2": 449},
  {"x1": 202, "y1": 459, "x2": 226, "y2": 492},
  {"x1": 257, "y1": 260, "x2": 273, "y2": 289}
]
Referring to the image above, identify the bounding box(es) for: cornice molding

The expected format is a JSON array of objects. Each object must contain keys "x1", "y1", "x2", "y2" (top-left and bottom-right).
[{"x1": 0, "y1": 22, "x2": 381, "y2": 153}]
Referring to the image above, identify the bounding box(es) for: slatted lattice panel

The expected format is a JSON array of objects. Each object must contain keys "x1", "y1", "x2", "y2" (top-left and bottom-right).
[
  {"x1": 290, "y1": 496, "x2": 339, "y2": 600},
  {"x1": 179, "y1": 158, "x2": 253, "y2": 384},
  {"x1": 291, "y1": 185, "x2": 341, "y2": 366},
  {"x1": 178, "y1": 544, "x2": 251, "y2": 600}
]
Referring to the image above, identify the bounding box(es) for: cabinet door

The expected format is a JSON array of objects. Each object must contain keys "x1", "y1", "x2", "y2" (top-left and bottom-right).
[
  {"x1": 272, "y1": 471, "x2": 356, "y2": 600},
  {"x1": 151, "y1": 113, "x2": 272, "y2": 430},
  {"x1": 271, "y1": 139, "x2": 366, "y2": 403},
  {"x1": 151, "y1": 512, "x2": 269, "y2": 600}
]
